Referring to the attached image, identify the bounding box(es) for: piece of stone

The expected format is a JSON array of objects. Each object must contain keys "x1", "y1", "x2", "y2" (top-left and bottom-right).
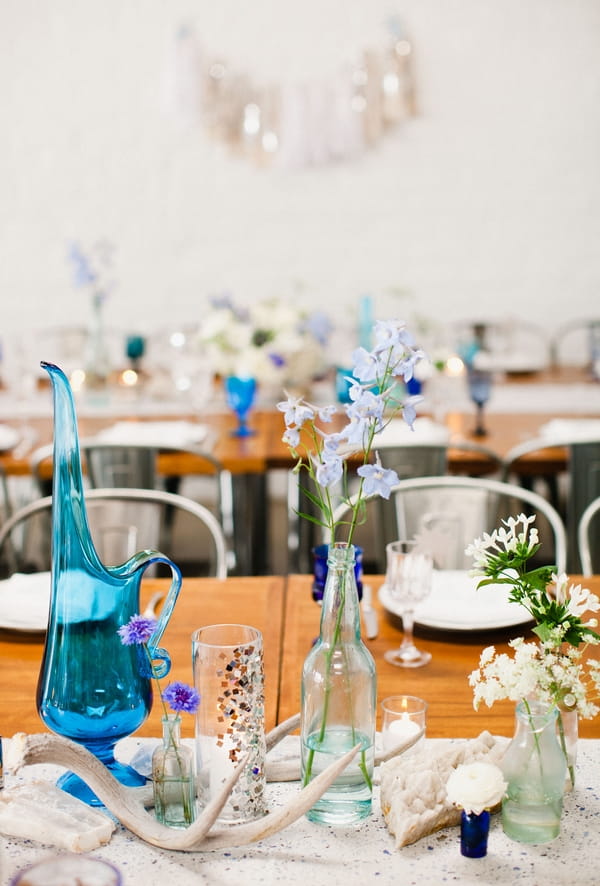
[
  {"x1": 380, "y1": 731, "x2": 507, "y2": 848},
  {"x1": 0, "y1": 780, "x2": 115, "y2": 852}
]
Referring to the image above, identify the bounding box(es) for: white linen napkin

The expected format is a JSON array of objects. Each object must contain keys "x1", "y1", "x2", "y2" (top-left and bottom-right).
[
  {"x1": 93, "y1": 421, "x2": 209, "y2": 449},
  {"x1": 538, "y1": 418, "x2": 600, "y2": 443},
  {"x1": 374, "y1": 417, "x2": 449, "y2": 447}
]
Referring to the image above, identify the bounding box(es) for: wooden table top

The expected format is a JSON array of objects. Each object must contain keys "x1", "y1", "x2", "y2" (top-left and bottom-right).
[
  {"x1": 2, "y1": 573, "x2": 600, "y2": 744},
  {"x1": 0, "y1": 576, "x2": 285, "y2": 740},
  {"x1": 279, "y1": 574, "x2": 600, "y2": 740}
]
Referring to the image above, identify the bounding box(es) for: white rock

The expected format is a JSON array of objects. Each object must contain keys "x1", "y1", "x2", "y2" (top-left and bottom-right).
[
  {"x1": 0, "y1": 780, "x2": 116, "y2": 852},
  {"x1": 380, "y1": 731, "x2": 507, "y2": 848}
]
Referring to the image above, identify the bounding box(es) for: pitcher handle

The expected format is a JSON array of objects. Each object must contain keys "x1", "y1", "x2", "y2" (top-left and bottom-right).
[{"x1": 125, "y1": 549, "x2": 183, "y2": 679}]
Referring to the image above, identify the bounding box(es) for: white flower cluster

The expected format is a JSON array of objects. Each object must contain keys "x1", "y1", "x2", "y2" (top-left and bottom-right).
[
  {"x1": 469, "y1": 638, "x2": 600, "y2": 720},
  {"x1": 446, "y1": 762, "x2": 507, "y2": 816},
  {"x1": 465, "y1": 513, "x2": 538, "y2": 577},
  {"x1": 466, "y1": 513, "x2": 600, "y2": 725},
  {"x1": 198, "y1": 295, "x2": 331, "y2": 388}
]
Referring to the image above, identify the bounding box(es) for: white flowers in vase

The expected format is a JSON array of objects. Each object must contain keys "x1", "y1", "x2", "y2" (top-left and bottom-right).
[{"x1": 198, "y1": 293, "x2": 332, "y2": 391}]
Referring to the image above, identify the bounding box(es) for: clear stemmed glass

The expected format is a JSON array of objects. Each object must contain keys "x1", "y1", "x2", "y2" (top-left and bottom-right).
[
  {"x1": 384, "y1": 539, "x2": 433, "y2": 668},
  {"x1": 224, "y1": 375, "x2": 257, "y2": 437},
  {"x1": 467, "y1": 366, "x2": 493, "y2": 436}
]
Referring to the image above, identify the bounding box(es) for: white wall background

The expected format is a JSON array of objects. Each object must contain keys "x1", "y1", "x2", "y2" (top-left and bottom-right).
[{"x1": 1, "y1": 0, "x2": 599, "y2": 354}]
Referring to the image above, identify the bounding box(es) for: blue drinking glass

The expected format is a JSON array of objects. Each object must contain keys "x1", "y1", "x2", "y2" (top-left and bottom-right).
[
  {"x1": 225, "y1": 376, "x2": 257, "y2": 437},
  {"x1": 467, "y1": 366, "x2": 492, "y2": 436},
  {"x1": 312, "y1": 543, "x2": 363, "y2": 603},
  {"x1": 125, "y1": 334, "x2": 145, "y2": 365}
]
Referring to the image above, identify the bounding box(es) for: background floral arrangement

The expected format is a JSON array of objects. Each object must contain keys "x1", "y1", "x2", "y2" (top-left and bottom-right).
[
  {"x1": 67, "y1": 239, "x2": 117, "y2": 310},
  {"x1": 278, "y1": 318, "x2": 423, "y2": 545},
  {"x1": 198, "y1": 292, "x2": 332, "y2": 389}
]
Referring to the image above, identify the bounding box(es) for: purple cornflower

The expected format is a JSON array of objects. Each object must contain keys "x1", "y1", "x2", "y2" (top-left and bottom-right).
[
  {"x1": 117, "y1": 614, "x2": 157, "y2": 645},
  {"x1": 162, "y1": 682, "x2": 201, "y2": 714}
]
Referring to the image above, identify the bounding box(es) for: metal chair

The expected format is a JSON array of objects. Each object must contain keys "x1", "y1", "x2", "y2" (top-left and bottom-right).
[
  {"x1": 0, "y1": 487, "x2": 228, "y2": 579},
  {"x1": 577, "y1": 496, "x2": 600, "y2": 576},
  {"x1": 287, "y1": 434, "x2": 504, "y2": 574},
  {"x1": 30, "y1": 439, "x2": 236, "y2": 573},
  {"x1": 326, "y1": 475, "x2": 567, "y2": 573},
  {"x1": 503, "y1": 436, "x2": 600, "y2": 571},
  {"x1": 0, "y1": 463, "x2": 12, "y2": 521},
  {"x1": 549, "y1": 317, "x2": 600, "y2": 371}
]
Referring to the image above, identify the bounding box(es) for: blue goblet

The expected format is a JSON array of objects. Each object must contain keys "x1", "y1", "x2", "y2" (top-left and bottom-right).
[
  {"x1": 467, "y1": 366, "x2": 492, "y2": 436},
  {"x1": 225, "y1": 375, "x2": 257, "y2": 437}
]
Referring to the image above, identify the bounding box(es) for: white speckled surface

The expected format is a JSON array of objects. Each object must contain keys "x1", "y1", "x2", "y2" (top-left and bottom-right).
[{"x1": 1, "y1": 737, "x2": 599, "y2": 885}]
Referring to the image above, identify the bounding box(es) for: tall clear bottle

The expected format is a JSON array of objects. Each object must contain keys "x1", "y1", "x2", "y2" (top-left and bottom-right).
[
  {"x1": 152, "y1": 714, "x2": 196, "y2": 828},
  {"x1": 301, "y1": 542, "x2": 377, "y2": 825}
]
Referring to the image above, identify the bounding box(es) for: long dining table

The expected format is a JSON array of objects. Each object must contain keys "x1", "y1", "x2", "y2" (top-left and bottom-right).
[
  {"x1": 3, "y1": 573, "x2": 600, "y2": 740},
  {"x1": 2, "y1": 574, "x2": 600, "y2": 885},
  {"x1": 0, "y1": 363, "x2": 598, "y2": 481}
]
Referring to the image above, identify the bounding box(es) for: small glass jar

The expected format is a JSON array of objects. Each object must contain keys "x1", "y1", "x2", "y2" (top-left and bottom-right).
[
  {"x1": 152, "y1": 714, "x2": 196, "y2": 828},
  {"x1": 460, "y1": 809, "x2": 490, "y2": 857}
]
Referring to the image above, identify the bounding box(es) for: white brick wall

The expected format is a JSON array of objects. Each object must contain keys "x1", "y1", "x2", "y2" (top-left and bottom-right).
[{"x1": 1, "y1": 0, "x2": 598, "y2": 361}]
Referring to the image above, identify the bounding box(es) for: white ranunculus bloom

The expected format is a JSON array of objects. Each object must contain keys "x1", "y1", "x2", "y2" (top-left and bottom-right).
[{"x1": 446, "y1": 762, "x2": 507, "y2": 815}]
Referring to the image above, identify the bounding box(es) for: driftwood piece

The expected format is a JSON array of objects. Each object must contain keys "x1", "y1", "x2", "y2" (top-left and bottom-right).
[
  {"x1": 4, "y1": 714, "x2": 423, "y2": 852},
  {"x1": 6, "y1": 732, "x2": 361, "y2": 852}
]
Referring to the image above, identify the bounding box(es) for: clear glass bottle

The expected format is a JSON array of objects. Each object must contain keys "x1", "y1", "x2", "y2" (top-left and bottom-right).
[
  {"x1": 152, "y1": 715, "x2": 196, "y2": 828},
  {"x1": 501, "y1": 700, "x2": 566, "y2": 844},
  {"x1": 300, "y1": 542, "x2": 377, "y2": 825}
]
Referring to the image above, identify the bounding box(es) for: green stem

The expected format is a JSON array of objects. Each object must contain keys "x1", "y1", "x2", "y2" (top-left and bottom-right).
[{"x1": 556, "y1": 710, "x2": 575, "y2": 789}]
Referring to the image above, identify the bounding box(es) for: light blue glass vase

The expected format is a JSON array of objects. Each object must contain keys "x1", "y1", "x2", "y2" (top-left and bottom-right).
[{"x1": 37, "y1": 362, "x2": 182, "y2": 805}]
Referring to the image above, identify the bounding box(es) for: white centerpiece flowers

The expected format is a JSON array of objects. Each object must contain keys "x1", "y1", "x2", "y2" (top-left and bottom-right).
[
  {"x1": 466, "y1": 513, "x2": 600, "y2": 788},
  {"x1": 198, "y1": 293, "x2": 332, "y2": 392}
]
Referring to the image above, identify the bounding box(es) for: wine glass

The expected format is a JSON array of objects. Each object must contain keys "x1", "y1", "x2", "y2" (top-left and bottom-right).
[
  {"x1": 467, "y1": 366, "x2": 493, "y2": 436},
  {"x1": 125, "y1": 333, "x2": 146, "y2": 369},
  {"x1": 384, "y1": 539, "x2": 433, "y2": 668},
  {"x1": 224, "y1": 375, "x2": 257, "y2": 437}
]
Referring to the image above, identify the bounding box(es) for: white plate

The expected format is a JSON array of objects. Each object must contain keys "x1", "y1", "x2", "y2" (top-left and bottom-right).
[
  {"x1": 0, "y1": 424, "x2": 20, "y2": 452},
  {"x1": 378, "y1": 570, "x2": 532, "y2": 632},
  {"x1": 0, "y1": 572, "x2": 51, "y2": 632},
  {"x1": 94, "y1": 421, "x2": 209, "y2": 449}
]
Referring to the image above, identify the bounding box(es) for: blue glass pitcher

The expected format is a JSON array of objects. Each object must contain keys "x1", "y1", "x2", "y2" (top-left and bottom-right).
[{"x1": 37, "y1": 362, "x2": 182, "y2": 805}]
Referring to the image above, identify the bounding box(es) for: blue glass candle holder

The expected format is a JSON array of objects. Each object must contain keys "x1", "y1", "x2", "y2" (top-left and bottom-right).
[
  {"x1": 405, "y1": 376, "x2": 422, "y2": 396},
  {"x1": 312, "y1": 543, "x2": 363, "y2": 603},
  {"x1": 334, "y1": 367, "x2": 356, "y2": 404},
  {"x1": 460, "y1": 809, "x2": 490, "y2": 858}
]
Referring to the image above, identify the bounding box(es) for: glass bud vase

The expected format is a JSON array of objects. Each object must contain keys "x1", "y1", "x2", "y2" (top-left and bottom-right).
[
  {"x1": 501, "y1": 700, "x2": 567, "y2": 844},
  {"x1": 300, "y1": 542, "x2": 377, "y2": 825},
  {"x1": 460, "y1": 809, "x2": 490, "y2": 858},
  {"x1": 85, "y1": 295, "x2": 111, "y2": 387},
  {"x1": 153, "y1": 715, "x2": 196, "y2": 828}
]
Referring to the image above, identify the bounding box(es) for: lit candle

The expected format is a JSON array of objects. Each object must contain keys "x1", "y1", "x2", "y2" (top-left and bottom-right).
[{"x1": 383, "y1": 712, "x2": 421, "y2": 751}]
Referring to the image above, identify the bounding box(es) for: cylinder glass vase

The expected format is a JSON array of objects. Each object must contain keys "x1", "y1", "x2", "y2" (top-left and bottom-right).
[{"x1": 192, "y1": 623, "x2": 267, "y2": 823}]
